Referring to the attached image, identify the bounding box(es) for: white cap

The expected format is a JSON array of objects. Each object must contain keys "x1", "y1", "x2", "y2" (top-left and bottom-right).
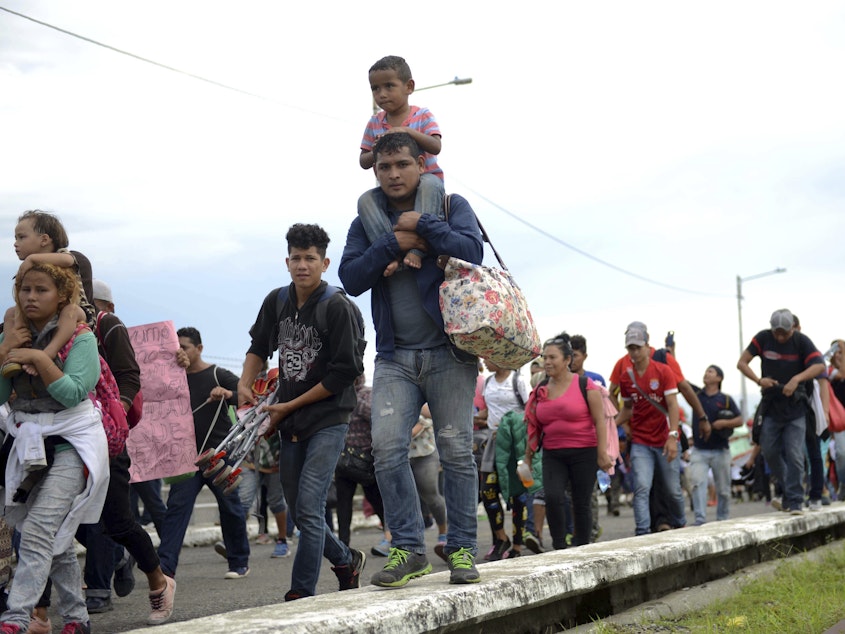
[{"x1": 92, "y1": 279, "x2": 113, "y2": 303}]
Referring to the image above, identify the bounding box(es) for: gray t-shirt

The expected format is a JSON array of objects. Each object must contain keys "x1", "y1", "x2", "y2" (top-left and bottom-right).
[{"x1": 385, "y1": 268, "x2": 447, "y2": 349}]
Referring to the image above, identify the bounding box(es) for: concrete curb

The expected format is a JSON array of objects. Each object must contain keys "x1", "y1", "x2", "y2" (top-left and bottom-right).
[{"x1": 120, "y1": 507, "x2": 845, "y2": 634}]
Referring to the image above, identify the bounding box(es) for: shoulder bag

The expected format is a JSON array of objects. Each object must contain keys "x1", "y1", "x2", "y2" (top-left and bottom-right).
[{"x1": 437, "y1": 196, "x2": 541, "y2": 370}]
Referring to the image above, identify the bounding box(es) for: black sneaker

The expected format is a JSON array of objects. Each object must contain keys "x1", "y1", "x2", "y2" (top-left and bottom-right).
[
  {"x1": 113, "y1": 553, "x2": 136, "y2": 597},
  {"x1": 85, "y1": 595, "x2": 113, "y2": 613},
  {"x1": 332, "y1": 549, "x2": 366, "y2": 591},
  {"x1": 370, "y1": 548, "x2": 431, "y2": 588},
  {"x1": 484, "y1": 538, "x2": 511, "y2": 561},
  {"x1": 60, "y1": 622, "x2": 91, "y2": 634},
  {"x1": 447, "y1": 547, "x2": 480, "y2": 584}
]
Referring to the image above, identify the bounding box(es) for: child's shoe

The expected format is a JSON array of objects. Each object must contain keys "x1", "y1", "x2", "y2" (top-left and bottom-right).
[
  {"x1": 484, "y1": 538, "x2": 511, "y2": 561},
  {"x1": 0, "y1": 363, "x2": 22, "y2": 379}
]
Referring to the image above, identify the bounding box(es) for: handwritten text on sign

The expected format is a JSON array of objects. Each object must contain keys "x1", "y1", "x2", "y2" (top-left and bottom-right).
[{"x1": 126, "y1": 321, "x2": 197, "y2": 483}]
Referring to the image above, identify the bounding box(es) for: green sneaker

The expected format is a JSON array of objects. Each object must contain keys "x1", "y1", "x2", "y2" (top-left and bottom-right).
[
  {"x1": 447, "y1": 547, "x2": 480, "y2": 584},
  {"x1": 370, "y1": 547, "x2": 432, "y2": 588}
]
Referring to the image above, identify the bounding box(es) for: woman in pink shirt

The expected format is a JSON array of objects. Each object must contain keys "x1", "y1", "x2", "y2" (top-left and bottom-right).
[{"x1": 524, "y1": 334, "x2": 611, "y2": 548}]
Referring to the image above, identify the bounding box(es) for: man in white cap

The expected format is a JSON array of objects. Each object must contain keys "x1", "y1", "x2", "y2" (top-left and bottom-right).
[
  {"x1": 614, "y1": 322, "x2": 685, "y2": 536},
  {"x1": 737, "y1": 309, "x2": 825, "y2": 515},
  {"x1": 91, "y1": 279, "x2": 115, "y2": 313}
]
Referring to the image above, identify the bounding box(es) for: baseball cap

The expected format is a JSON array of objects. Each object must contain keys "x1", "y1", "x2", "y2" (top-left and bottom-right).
[
  {"x1": 770, "y1": 308, "x2": 793, "y2": 332},
  {"x1": 625, "y1": 321, "x2": 649, "y2": 347},
  {"x1": 92, "y1": 279, "x2": 113, "y2": 303}
]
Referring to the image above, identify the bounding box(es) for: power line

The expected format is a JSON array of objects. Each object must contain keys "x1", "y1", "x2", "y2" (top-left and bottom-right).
[
  {"x1": 0, "y1": 5, "x2": 349, "y2": 123},
  {"x1": 2, "y1": 5, "x2": 732, "y2": 299},
  {"x1": 455, "y1": 178, "x2": 731, "y2": 298}
]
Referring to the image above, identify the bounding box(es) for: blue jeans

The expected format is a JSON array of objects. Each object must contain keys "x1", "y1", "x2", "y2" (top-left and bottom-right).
[
  {"x1": 410, "y1": 451, "x2": 447, "y2": 528},
  {"x1": 238, "y1": 467, "x2": 287, "y2": 517},
  {"x1": 2, "y1": 448, "x2": 88, "y2": 628},
  {"x1": 371, "y1": 345, "x2": 478, "y2": 555},
  {"x1": 279, "y1": 424, "x2": 352, "y2": 597},
  {"x1": 688, "y1": 447, "x2": 732, "y2": 524},
  {"x1": 630, "y1": 442, "x2": 686, "y2": 535},
  {"x1": 760, "y1": 413, "x2": 806, "y2": 511},
  {"x1": 804, "y1": 416, "x2": 824, "y2": 501},
  {"x1": 157, "y1": 471, "x2": 249, "y2": 576},
  {"x1": 834, "y1": 430, "x2": 845, "y2": 497}
]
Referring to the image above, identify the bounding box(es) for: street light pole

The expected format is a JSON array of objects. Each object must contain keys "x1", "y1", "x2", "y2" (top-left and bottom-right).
[
  {"x1": 737, "y1": 267, "x2": 787, "y2": 421},
  {"x1": 372, "y1": 76, "x2": 472, "y2": 114}
]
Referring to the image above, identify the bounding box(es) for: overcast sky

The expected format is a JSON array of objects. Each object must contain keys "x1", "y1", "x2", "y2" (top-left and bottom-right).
[{"x1": 2, "y1": 1, "x2": 843, "y2": 417}]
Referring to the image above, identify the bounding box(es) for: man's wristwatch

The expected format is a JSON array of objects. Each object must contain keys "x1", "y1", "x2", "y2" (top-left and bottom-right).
[
  {"x1": 668, "y1": 430, "x2": 679, "y2": 439},
  {"x1": 699, "y1": 415, "x2": 709, "y2": 423}
]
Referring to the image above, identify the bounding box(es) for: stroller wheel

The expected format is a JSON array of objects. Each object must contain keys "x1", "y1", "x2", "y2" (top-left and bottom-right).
[
  {"x1": 212, "y1": 465, "x2": 233, "y2": 487},
  {"x1": 195, "y1": 448, "x2": 216, "y2": 468},
  {"x1": 203, "y1": 459, "x2": 226, "y2": 478},
  {"x1": 223, "y1": 475, "x2": 243, "y2": 496}
]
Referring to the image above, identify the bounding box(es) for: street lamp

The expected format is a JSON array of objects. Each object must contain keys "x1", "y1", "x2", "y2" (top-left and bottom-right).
[
  {"x1": 416, "y1": 76, "x2": 473, "y2": 92},
  {"x1": 737, "y1": 267, "x2": 787, "y2": 420},
  {"x1": 372, "y1": 76, "x2": 473, "y2": 114}
]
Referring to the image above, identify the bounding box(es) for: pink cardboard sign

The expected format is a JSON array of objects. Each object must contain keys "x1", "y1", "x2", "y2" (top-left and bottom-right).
[{"x1": 126, "y1": 320, "x2": 197, "y2": 483}]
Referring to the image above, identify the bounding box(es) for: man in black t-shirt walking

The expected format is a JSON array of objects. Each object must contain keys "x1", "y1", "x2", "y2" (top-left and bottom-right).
[
  {"x1": 157, "y1": 328, "x2": 251, "y2": 580},
  {"x1": 737, "y1": 309, "x2": 825, "y2": 515}
]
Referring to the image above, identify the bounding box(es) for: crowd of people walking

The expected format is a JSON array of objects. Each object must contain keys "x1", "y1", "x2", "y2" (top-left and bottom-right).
[{"x1": 0, "y1": 53, "x2": 843, "y2": 633}]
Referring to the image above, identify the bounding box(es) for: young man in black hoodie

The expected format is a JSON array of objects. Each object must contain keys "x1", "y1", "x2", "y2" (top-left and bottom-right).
[{"x1": 238, "y1": 223, "x2": 365, "y2": 601}]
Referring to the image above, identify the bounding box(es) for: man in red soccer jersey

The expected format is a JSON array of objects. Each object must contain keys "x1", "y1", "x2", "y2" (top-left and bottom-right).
[{"x1": 615, "y1": 322, "x2": 686, "y2": 536}]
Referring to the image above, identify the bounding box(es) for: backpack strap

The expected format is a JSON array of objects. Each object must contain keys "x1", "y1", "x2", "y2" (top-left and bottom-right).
[
  {"x1": 578, "y1": 374, "x2": 589, "y2": 404},
  {"x1": 512, "y1": 372, "x2": 526, "y2": 409},
  {"x1": 276, "y1": 285, "x2": 340, "y2": 333},
  {"x1": 483, "y1": 373, "x2": 527, "y2": 410},
  {"x1": 57, "y1": 323, "x2": 91, "y2": 362}
]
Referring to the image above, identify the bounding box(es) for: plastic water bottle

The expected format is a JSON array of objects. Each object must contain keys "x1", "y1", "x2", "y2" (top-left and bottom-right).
[
  {"x1": 517, "y1": 460, "x2": 534, "y2": 487},
  {"x1": 596, "y1": 469, "x2": 611, "y2": 493}
]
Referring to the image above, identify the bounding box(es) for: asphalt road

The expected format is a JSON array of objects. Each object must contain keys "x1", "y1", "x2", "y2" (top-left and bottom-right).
[{"x1": 66, "y1": 494, "x2": 785, "y2": 634}]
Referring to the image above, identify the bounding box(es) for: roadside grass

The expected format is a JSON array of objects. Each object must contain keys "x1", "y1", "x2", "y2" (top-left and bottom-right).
[{"x1": 595, "y1": 542, "x2": 845, "y2": 633}]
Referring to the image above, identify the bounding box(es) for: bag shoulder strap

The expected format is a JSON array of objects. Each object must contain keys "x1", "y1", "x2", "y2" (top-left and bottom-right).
[
  {"x1": 625, "y1": 366, "x2": 669, "y2": 416},
  {"x1": 442, "y1": 194, "x2": 508, "y2": 271}
]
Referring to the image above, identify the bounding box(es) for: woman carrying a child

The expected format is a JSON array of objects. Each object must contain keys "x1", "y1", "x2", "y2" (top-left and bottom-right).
[
  {"x1": 0, "y1": 263, "x2": 109, "y2": 634},
  {"x1": 524, "y1": 333, "x2": 611, "y2": 549}
]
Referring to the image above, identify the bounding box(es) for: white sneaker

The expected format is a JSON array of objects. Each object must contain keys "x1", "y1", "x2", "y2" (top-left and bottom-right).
[
  {"x1": 771, "y1": 497, "x2": 783, "y2": 511},
  {"x1": 224, "y1": 566, "x2": 250, "y2": 579},
  {"x1": 808, "y1": 499, "x2": 822, "y2": 512}
]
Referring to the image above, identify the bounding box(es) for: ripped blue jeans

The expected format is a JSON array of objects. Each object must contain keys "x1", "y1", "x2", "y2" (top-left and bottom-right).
[{"x1": 371, "y1": 345, "x2": 478, "y2": 555}]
